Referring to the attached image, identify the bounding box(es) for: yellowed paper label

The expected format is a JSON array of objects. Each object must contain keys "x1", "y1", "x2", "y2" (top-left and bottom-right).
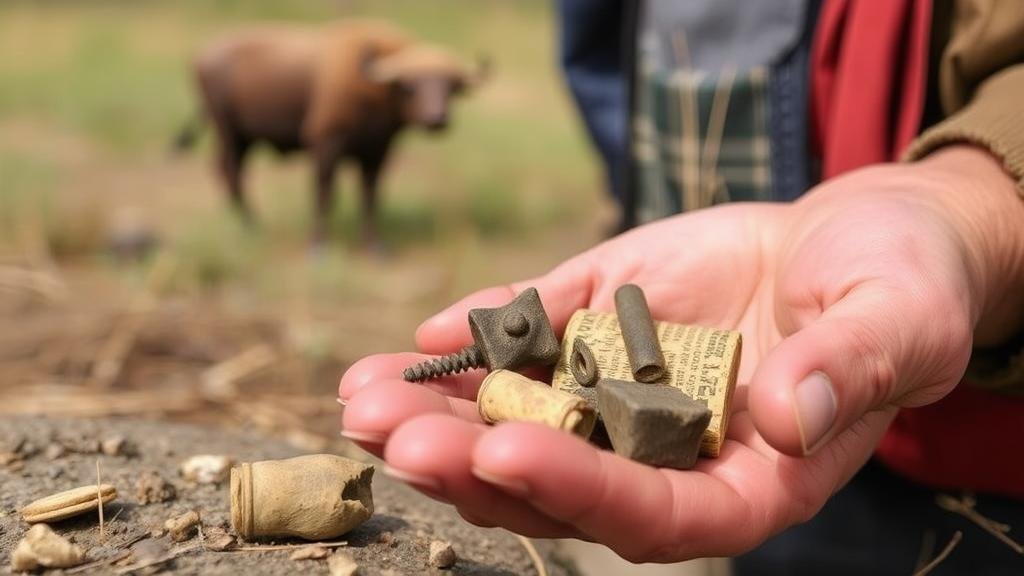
[{"x1": 553, "y1": 310, "x2": 742, "y2": 457}]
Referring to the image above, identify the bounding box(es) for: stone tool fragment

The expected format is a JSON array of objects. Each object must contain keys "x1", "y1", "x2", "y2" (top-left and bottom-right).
[
  {"x1": 403, "y1": 288, "x2": 560, "y2": 382},
  {"x1": 477, "y1": 370, "x2": 596, "y2": 438},
  {"x1": 597, "y1": 379, "x2": 711, "y2": 469},
  {"x1": 231, "y1": 454, "x2": 374, "y2": 541},
  {"x1": 21, "y1": 484, "x2": 117, "y2": 524},
  {"x1": 614, "y1": 284, "x2": 667, "y2": 382},
  {"x1": 429, "y1": 540, "x2": 457, "y2": 569}
]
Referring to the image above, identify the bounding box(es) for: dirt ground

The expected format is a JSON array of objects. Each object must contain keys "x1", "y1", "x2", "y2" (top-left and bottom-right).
[{"x1": 0, "y1": 416, "x2": 574, "y2": 575}]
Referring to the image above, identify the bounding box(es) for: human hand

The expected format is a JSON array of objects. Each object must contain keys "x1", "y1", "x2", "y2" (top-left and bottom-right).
[{"x1": 338, "y1": 146, "x2": 1024, "y2": 561}]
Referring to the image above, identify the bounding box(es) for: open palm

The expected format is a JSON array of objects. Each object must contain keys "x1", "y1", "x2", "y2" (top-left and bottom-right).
[{"x1": 339, "y1": 161, "x2": 988, "y2": 561}]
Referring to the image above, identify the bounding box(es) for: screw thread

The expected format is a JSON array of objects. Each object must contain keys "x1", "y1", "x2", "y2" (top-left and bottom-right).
[{"x1": 403, "y1": 346, "x2": 485, "y2": 382}]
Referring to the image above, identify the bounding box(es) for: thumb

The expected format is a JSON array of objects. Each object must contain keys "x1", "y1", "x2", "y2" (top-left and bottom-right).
[{"x1": 748, "y1": 287, "x2": 972, "y2": 456}]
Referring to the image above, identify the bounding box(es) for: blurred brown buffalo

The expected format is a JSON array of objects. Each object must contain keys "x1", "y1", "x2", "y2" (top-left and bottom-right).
[{"x1": 175, "y1": 20, "x2": 487, "y2": 246}]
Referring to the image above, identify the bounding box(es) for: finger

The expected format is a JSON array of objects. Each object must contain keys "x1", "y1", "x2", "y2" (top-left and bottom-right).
[
  {"x1": 383, "y1": 414, "x2": 585, "y2": 539},
  {"x1": 415, "y1": 256, "x2": 596, "y2": 354},
  {"x1": 341, "y1": 380, "x2": 481, "y2": 453},
  {"x1": 749, "y1": 286, "x2": 971, "y2": 456},
  {"x1": 339, "y1": 353, "x2": 485, "y2": 402},
  {"x1": 469, "y1": 423, "x2": 763, "y2": 562}
]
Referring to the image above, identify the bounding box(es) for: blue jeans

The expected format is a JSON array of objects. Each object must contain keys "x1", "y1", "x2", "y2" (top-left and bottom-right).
[{"x1": 556, "y1": 0, "x2": 629, "y2": 209}]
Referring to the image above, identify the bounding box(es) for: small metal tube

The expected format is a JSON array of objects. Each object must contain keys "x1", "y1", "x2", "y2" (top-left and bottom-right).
[
  {"x1": 477, "y1": 370, "x2": 596, "y2": 438},
  {"x1": 614, "y1": 284, "x2": 667, "y2": 383}
]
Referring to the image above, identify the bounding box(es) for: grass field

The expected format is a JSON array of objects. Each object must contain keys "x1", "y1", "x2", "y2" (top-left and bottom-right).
[{"x1": 0, "y1": 0, "x2": 610, "y2": 333}]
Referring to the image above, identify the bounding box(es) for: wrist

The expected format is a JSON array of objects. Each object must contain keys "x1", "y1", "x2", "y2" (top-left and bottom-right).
[{"x1": 909, "y1": 146, "x2": 1024, "y2": 345}]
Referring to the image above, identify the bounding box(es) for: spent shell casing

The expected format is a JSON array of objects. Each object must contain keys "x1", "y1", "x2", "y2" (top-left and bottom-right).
[
  {"x1": 614, "y1": 284, "x2": 667, "y2": 382},
  {"x1": 477, "y1": 370, "x2": 596, "y2": 438}
]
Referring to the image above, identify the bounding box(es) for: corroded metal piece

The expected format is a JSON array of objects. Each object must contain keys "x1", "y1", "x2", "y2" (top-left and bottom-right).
[
  {"x1": 614, "y1": 284, "x2": 667, "y2": 382},
  {"x1": 403, "y1": 288, "x2": 561, "y2": 382},
  {"x1": 569, "y1": 337, "x2": 599, "y2": 387}
]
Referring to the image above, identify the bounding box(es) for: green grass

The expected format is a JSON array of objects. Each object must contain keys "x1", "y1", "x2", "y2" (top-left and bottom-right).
[{"x1": 0, "y1": 0, "x2": 601, "y2": 296}]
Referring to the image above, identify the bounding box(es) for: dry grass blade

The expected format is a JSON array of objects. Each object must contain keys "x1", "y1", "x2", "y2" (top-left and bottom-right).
[
  {"x1": 0, "y1": 386, "x2": 203, "y2": 417},
  {"x1": 96, "y1": 459, "x2": 105, "y2": 542},
  {"x1": 700, "y1": 66, "x2": 735, "y2": 206},
  {"x1": 86, "y1": 252, "x2": 176, "y2": 389},
  {"x1": 228, "y1": 541, "x2": 347, "y2": 552},
  {"x1": 200, "y1": 344, "x2": 276, "y2": 400},
  {"x1": 515, "y1": 534, "x2": 547, "y2": 576},
  {"x1": 671, "y1": 29, "x2": 701, "y2": 212},
  {"x1": 912, "y1": 531, "x2": 962, "y2": 576},
  {"x1": 936, "y1": 494, "x2": 1023, "y2": 554}
]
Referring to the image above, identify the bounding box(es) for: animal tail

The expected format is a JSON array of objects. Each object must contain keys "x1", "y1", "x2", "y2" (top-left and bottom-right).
[{"x1": 171, "y1": 112, "x2": 205, "y2": 154}]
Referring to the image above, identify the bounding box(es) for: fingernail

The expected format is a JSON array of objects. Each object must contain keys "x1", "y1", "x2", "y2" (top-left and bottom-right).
[
  {"x1": 471, "y1": 466, "x2": 530, "y2": 498},
  {"x1": 382, "y1": 465, "x2": 448, "y2": 502},
  {"x1": 336, "y1": 397, "x2": 347, "y2": 406},
  {"x1": 340, "y1": 429, "x2": 387, "y2": 444},
  {"x1": 793, "y1": 371, "x2": 837, "y2": 455}
]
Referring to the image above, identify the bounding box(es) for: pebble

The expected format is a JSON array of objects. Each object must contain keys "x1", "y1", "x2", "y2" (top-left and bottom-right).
[
  {"x1": 135, "y1": 470, "x2": 177, "y2": 504},
  {"x1": 180, "y1": 455, "x2": 232, "y2": 484},
  {"x1": 327, "y1": 552, "x2": 360, "y2": 576},
  {"x1": 429, "y1": 540, "x2": 457, "y2": 569},
  {"x1": 164, "y1": 510, "x2": 201, "y2": 542},
  {"x1": 9, "y1": 524, "x2": 85, "y2": 571},
  {"x1": 100, "y1": 435, "x2": 129, "y2": 456},
  {"x1": 203, "y1": 526, "x2": 235, "y2": 551},
  {"x1": 21, "y1": 484, "x2": 117, "y2": 524}
]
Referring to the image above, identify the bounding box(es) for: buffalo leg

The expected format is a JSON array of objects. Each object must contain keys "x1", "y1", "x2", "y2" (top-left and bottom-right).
[
  {"x1": 312, "y1": 140, "x2": 341, "y2": 246},
  {"x1": 358, "y1": 147, "x2": 389, "y2": 249},
  {"x1": 218, "y1": 135, "x2": 253, "y2": 224}
]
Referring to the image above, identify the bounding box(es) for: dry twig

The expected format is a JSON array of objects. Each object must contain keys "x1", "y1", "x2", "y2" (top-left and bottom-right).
[
  {"x1": 515, "y1": 534, "x2": 547, "y2": 576},
  {"x1": 936, "y1": 493, "x2": 1023, "y2": 554},
  {"x1": 912, "y1": 531, "x2": 962, "y2": 576}
]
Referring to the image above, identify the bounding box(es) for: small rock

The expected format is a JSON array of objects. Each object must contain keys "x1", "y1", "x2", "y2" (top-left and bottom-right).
[
  {"x1": 327, "y1": 552, "x2": 360, "y2": 576},
  {"x1": 290, "y1": 545, "x2": 330, "y2": 561},
  {"x1": 21, "y1": 484, "x2": 118, "y2": 524},
  {"x1": 43, "y1": 443, "x2": 65, "y2": 460},
  {"x1": 100, "y1": 435, "x2": 129, "y2": 456},
  {"x1": 135, "y1": 471, "x2": 177, "y2": 504},
  {"x1": 597, "y1": 379, "x2": 712, "y2": 470},
  {"x1": 180, "y1": 455, "x2": 232, "y2": 484},
  {"x1": 10, "y1": 524, "x2": 85, "y2": 571},
  {"x1": 202, "y1": 526, "x2": 235, "y2": 551},
  {"x1": 60, "y1": 437, "x2": 100, "y2": 454},
  {"x1": 46, "y1": 467, "x2": 63, "y2": 480},
  {"x1": 428, "y1": 540, "x2": 457, "y2": 569},
  {"x1": 164, "y1": 510, "x2": 201, "y2": 542},
  {"x1": 376, "y1": 531, "x2": 393, "y2": 544}
]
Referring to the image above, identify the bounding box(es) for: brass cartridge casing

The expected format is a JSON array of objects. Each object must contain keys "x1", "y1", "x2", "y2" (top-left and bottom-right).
[
  {"x1": 477, "y1": 369, "x2": 596, "y2": 438},
  {"x1": 230, "y1": 454, "x2": 374, "y2": 541}
]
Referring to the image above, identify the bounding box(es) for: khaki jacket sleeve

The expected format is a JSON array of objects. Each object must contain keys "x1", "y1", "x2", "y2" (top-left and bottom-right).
[
  {"x1": 903, "y1": 0, "x2": 1024, "y2": 392},
  {"x1": 903, "y1": 0, "x2": 1024, "y2": 188}
]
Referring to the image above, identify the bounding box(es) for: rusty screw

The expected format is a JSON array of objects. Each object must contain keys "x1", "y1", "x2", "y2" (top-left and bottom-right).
[{"x1": 403, "y1": 288, "x2": 561, "y2": 382}]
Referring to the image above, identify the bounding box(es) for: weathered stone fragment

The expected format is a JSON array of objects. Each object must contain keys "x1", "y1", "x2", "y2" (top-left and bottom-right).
[{"x1": 597, "y1": 379, "x2": 711, "y2": 469}]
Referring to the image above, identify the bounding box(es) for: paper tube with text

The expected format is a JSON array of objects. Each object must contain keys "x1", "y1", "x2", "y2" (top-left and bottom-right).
[{"x1": 552, "y1": 310, "x2": 742, "y2": 457}]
